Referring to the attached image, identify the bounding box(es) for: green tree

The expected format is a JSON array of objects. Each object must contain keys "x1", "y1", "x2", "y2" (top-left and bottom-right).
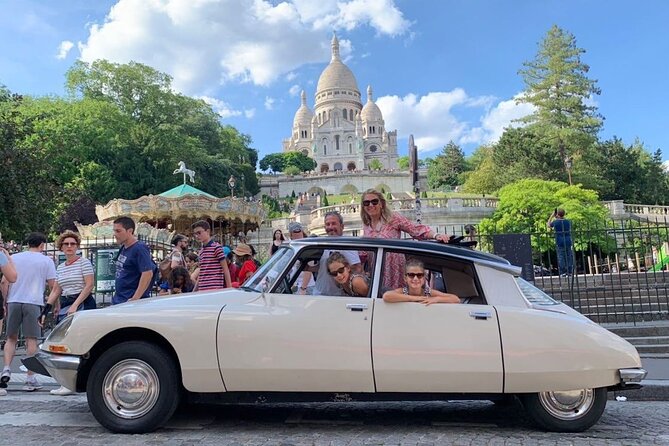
[
  {"x1": 368, "y1": 159, "x2": 383, "y2": 171},
  {"x1": 427, "y1": 141, "x2": 466, "y2": 189},
  {"x1": 517, "y1": 25, "x2": 603, "y2": 184},
  {"x1": 284, "y1": 151, "x2": 317, "y2": 172},
  {"x1": 259, "y1": 153, "x2": 286, "y2": 172},
  {"x1": 462, "y1": 146, "x2": 507, "y2": 194},
  {"x1": 478, "y1": 179, "x2": 610, "y2": 252},
  {"x1": 397, "y1": 155, "x2": 410, "y2": 170}
]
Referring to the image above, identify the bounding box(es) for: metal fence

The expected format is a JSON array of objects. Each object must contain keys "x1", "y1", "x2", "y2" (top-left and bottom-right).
[{"x1": 435, "y1": 219, "x2": 669, "y2": 324}]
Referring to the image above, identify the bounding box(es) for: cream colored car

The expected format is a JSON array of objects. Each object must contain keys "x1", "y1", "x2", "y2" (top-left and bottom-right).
[{"x1": 27, "y1": 237, "x2": 646, "y2": 434}]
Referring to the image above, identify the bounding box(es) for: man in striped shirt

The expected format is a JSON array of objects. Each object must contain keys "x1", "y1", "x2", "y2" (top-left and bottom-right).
[{"x1": 192, "y1": 220, "x2": 231, "y2": 291}]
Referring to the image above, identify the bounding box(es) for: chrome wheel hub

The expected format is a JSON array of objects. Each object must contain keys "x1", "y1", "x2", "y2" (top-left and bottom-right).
[
  {"x1": 102, "y1": 359, "x2": 160, "y2": 419},
  {"x1": 538, "y1": 388, "x2": 595, "y2": 420}
]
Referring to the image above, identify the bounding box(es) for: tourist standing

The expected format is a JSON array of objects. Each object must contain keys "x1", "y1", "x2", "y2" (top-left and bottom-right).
[
  {"x1": 41, "y1": 230, "x2": 96, "y2": 395},
  {"x1": 1, "y1": 233, "x2": 56, "y2": 392},
  {"x1": 191, "y1": 220, "x2": 231, "y2": 291},
  {"x1": 360, "y1": 188, "x2": 449, "y2": 289},
  {"x1": 112, "y1": 217, "x2": 155, "y2": 304},
  {"x1": 547, "y1": 208, "x2": 574, "y2": 276},
  {"x1": 269, "y1": 230, "x2": 285, "y2": 257},
  {"x1": 234, "y1": 243, "x2": 257, "y2": 285},
  {"x1": 288, "y1": 221, "x2": 314, "y2": 294},
  {"x1": 0, "y1": 246, "x2": 17, "y2": 396},
  {"x1": 169, "y1": 234, "x2": 188, "y2": 269}
]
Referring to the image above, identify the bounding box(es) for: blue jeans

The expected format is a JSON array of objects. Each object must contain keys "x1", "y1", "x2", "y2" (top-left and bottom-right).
[{"x1": 556, "y1": 244, "x2": 574, "y2": 275}]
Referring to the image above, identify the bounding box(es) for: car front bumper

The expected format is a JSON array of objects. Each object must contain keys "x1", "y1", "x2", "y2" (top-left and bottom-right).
[{"x1": 21, "y1": 350, "x2": 81, "y2": 391}]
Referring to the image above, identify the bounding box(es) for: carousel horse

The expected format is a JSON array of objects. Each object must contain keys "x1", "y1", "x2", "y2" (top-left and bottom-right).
[{"x1": 173, "y1": 161, "x2": 195, "y2": 183}]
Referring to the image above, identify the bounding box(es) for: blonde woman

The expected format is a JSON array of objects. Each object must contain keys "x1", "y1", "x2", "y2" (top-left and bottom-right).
[{"x1": 360, "y1": 189, "x2": 449, "y2": 289}]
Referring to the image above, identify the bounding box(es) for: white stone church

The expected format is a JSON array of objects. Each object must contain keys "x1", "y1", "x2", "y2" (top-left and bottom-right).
[{"x1": 282, "y1": 34, "x2": 399, "y2": 172}]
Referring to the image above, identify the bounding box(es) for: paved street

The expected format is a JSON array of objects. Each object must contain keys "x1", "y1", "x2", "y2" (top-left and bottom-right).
[{"x1": 1, "y1": 391, "x2": 669, "y2": 445}]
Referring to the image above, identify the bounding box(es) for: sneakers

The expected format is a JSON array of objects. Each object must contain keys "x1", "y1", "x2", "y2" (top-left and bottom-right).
[
  {"x1": 23, "y1": 377, "x2": 42, "y2": 392},
  {"x1": 50, "y1": 386, "x2": 74, "y2": 396},
  {"x1": 0, "y1": 368, "x2": 9, "y2": 388}
]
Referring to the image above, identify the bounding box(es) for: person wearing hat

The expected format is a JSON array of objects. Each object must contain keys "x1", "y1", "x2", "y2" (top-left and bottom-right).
[
  {"x1": 288, "y1": 222, "x2": 315, "y2": 294},
  {"x1": 223, "y1": 246, "x2": 238, "y2": 283},
  {"x1": 234, "y1": 243, "x2": 257, "y2": 286}
]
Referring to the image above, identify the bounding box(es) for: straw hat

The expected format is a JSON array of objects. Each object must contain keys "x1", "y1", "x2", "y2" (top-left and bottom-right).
[{"x1": 233, "y1": 243, "x2": 252, "y2": 257}]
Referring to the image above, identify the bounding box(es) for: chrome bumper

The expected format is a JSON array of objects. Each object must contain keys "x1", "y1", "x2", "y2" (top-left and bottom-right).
[
  {"x1": 31, "y1": 350, "x2": 81, "y2": 391},
  {"x1": 619, "y1": 367, "x2": 647, "y2": 384}
]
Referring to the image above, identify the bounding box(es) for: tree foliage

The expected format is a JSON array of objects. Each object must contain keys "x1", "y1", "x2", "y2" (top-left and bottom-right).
[
  {"x1": 478, "y1": 179, "x2": 610, "y2": 252},
  {"x1": 259, "y1": 151, "x2": 316, "y2": 173},
  {"x1": 0, "y1": 61, "x2": 259, "y2": 238},
  {"x1": 427, "y1": 141, "x2": 466, "y2": 189}
]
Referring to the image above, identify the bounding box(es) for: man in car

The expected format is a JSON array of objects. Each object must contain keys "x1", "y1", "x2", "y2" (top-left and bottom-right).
[
  {"x1": 288, "y1": 222, "x2": 315, "y2": 294},
  {"x1": 312, "y1": 211, "x2": 361, "y2": 295}
]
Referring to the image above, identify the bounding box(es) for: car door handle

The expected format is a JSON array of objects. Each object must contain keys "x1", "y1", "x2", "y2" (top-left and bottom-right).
[
  {"x1": 346, "y1": 303, "x2": 368, "y2": 312},
  {"x1": 469, "y1": 310, "x2": 492, "y2": 320}
]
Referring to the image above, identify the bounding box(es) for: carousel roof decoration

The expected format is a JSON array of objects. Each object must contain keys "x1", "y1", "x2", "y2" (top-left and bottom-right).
[{"x1": 92, "y1": 161, "x2": 265, "y2": 234}]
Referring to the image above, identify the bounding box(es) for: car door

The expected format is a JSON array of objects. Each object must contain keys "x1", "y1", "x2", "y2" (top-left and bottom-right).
[
  {"x1": 371, "y1": 251, "x2": 503, "y2": 393},
  {"x1": 217, "y1": 246, "x2": 376, "y2": 393}
]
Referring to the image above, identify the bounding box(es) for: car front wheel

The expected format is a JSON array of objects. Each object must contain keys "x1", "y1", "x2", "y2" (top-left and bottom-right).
[
  {"x1": 87, "y1": 341, "x2": 180, "y2": 433},
  {"x1": 521, "y1": 387, "x2": 607, "y2": 432}
]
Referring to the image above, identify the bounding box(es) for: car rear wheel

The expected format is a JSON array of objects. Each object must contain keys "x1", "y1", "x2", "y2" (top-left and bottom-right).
[
  {"x1": 521, "y1": 387, "x2": 607, "y2": 432},
  {"x1": 87, "y1": 341, "x2": 180, "y2": 433}
]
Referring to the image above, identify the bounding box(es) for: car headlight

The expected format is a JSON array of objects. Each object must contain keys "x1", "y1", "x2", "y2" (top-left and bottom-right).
[{"x1": 46, "y1": 315, "x2": 75, "y2": 344}]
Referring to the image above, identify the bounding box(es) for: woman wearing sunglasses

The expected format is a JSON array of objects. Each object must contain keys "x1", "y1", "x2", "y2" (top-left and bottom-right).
[
  {"x1": 41, "y1": 230, "x2": 97, "y2": 395},
  {"x1": 383, "y1": 259, "x2": 459, "y2": 305},
  {"x1": 360, "y1": 189, "x2": 450, "y2": 289},
  {"x1": 326, "y1": 252, "x2": 369, "y2": 297}
]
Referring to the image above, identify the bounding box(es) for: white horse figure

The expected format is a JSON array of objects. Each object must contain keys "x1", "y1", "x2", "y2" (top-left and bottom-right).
[{"x1": 173, "y1": 161, "x2": 195, "y2": 184}]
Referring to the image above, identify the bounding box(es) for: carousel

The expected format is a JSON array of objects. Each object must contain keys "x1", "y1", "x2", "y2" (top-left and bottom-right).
[{"x1": 77, "y1": 162, "x2": 265, "y2": 247}]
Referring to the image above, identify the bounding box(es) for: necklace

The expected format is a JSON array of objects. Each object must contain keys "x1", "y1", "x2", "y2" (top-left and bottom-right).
[{"x1": 65, "y1": 256, "x2": 80, "y2": 266}]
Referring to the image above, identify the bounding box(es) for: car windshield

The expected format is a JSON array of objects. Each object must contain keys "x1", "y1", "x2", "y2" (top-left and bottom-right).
[
  {"x1": 245, "y1": 246, "x2": 294, "y2": 292},
  {"x1": 515, "y1": 277, "x2": 560, "y2": 306}
]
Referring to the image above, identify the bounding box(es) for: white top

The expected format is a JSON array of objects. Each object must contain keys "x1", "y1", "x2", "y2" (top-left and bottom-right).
[
  {"x1": 56, "y1": 257, "x2": 94, "y2": 296},
  {"x1": 7, "y1": 251, "x2": 57, "y2": 306},
  {"x1": 313, "y1": 249, "x2": 361, "y2": 296}
]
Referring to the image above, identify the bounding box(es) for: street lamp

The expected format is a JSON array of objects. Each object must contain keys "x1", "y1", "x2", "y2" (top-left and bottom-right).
[
  {"x1": 228, "y1": 175, "x2": 236, "y2": 197},
  {"x1": 241, "y1": 173, "x2": 245, "y2": 198},
  {"x1": 564, "y1": 157, "x2": 573, "y2": 186}
]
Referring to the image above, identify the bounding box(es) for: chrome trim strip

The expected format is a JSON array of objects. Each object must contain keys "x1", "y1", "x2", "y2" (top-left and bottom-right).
[
  {"x1": 35, "y1": 350, "x2": 81, "y2": 391},
  {"x1": 619, "y1": 368, "x2": 647, "y2": 383}
]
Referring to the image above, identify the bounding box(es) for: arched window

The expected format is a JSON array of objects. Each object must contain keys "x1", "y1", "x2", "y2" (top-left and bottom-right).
[
  {"x1": 334, "y1": 162, "x2": 343, "y2": 171},
  {"x1": 343, "y1": 109, "x2": 347, "y2": 120},
  {"x1": 335, "y1": 135, "x2": 340, "y2": 151}
]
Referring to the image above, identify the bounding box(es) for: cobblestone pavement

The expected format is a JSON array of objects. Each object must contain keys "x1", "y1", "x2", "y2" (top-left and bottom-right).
[{"x1": 1, "y1": 392, "x2": 668, "y2": 445}]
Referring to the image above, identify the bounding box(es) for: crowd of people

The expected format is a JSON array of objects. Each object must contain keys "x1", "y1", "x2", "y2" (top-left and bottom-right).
[{"x1": 0, "y1": 188, "x2": 477, "y2": 397}]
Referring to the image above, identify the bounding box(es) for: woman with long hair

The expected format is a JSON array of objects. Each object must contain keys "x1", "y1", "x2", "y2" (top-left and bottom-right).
[
  {"x1": 168, "y1": 266, "x2": 195, "y2": 294},
  {"x1": 326, "y1": 251, "x2": 369, "y2": 297},
  {"x1": 269, "y1": 229, "x2": 285, "y2": 256},
  {"x1": 360, "y1": 188, "x2": 450, "y2": 289},
  {"x1": 383, "y1": 258, "x2": 459, "y2": 304}
]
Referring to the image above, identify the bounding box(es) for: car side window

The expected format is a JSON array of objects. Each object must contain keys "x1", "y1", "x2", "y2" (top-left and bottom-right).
[
  {"x1": 277, "y1": 247, "x2": 375, "y2": 297},
  {"x1": 378, "y1": 250, "x2": 485, "y2": 304}
]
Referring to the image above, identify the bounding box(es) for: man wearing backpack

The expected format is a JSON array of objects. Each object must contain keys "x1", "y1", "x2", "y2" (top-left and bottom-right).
[{"x1": 112, "y1": 216, "x2": 155, "y2": 304}]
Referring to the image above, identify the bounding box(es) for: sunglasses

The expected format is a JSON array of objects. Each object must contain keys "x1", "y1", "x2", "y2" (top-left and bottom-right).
[
  {"x1": 61, "y1": 242, "x2": 78, "y2": 247},
  {"x1": 328, "y1": 266, "x2": 347, "y2": 277},
  {"x1": 362, "y1": 198, "x2": 380, "y2": 207},
  {"x1": 405, "y1": 272, "x2": 425, "y2": 279}
]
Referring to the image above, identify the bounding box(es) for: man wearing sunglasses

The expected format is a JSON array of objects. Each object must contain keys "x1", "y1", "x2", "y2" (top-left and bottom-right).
[{"x1": 312, "y1": 211, "x2": 362, "y2": 296}]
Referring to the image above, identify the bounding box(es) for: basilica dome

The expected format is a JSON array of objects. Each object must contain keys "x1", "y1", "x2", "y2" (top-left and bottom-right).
[
  {"x1": 361, "y1": 85, "x2": 383, "y2": 122},
  {"x1": 293, "y1": 90, "x2": 314, "y2": 127},
  {"x1": 316, "y1": 34, "x2": 360, "y2": 94}
]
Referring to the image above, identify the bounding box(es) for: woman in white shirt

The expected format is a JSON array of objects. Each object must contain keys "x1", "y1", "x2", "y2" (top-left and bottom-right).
[{"x1": 41, "y1": 230, "x2": 95, "y2": 396}]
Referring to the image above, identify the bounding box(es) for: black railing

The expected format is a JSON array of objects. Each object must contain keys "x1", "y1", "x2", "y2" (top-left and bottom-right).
[{"x1": 433, "y1": 220, "x2": 669, "y2": 324}]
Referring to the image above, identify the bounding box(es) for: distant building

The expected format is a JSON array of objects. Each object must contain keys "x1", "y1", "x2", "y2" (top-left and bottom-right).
[{"x1": 283, "y1": 34, "x2": 398, "y2": 172}]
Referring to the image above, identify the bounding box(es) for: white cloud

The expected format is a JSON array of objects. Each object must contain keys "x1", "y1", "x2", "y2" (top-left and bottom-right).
[
  {"x1": 377, "y1": 90, "x2": 534, "y2": 151},
  {"x1": 244, "y1": 108, "x2": 256, "y2": 119},
  {"x1": 198, "y1": 95, "x2": 241, "y2": 119},
  {"x1": 56, "y1": 40, "x2": 74, "y2": 60},
  {"x1": 76, "y1": 0, "x2": 411, "y2": 93},
  {"x1": 285, "y1": 72, "x2": 298, "y2": 82},
  {"x1": 289, "y1": 85, "x2": 301, "y2": 97},
  {"x1": 264, "y1": 96, "x2": 275, "y2": 110}
]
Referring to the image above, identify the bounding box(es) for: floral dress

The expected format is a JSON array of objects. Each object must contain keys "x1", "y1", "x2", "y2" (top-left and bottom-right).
[{"x1": 363, "y1": 213, "x2": 432, "y2": 290}]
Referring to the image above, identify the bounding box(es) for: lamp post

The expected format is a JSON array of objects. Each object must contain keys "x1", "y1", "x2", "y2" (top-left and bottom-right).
[
  {"x1": 228, "y1": 175, "x2": 236, "y2": 198},
  {"x1": 241, "y1": 173, "x2": 245, "y2": 198},
  {"x1": 564, "y1": 157, "x2": 573, "y2": 186}
]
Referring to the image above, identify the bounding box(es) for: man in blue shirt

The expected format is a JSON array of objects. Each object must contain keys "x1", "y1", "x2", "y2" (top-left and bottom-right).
[
  {"x1": 547, "y1": 208, "x2": 574, "y2": 276},
  {"x1": 112, "y1": 217, "x2": 155, "y2": 305}
]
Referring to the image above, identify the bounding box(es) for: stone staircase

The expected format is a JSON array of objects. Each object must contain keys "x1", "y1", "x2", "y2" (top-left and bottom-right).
[{"x1": 602, "y1": 322, "x2": 669, "y2": 358}]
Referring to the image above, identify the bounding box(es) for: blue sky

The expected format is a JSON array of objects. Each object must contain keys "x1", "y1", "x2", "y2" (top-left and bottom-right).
[{"x1": 1, "y1": 0, "x2": 668, "y2": 163}]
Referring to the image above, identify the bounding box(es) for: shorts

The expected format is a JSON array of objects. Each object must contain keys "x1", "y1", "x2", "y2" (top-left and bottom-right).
[{"x1": 6, "y1": 303, "x2": 42, "y2": 338}]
